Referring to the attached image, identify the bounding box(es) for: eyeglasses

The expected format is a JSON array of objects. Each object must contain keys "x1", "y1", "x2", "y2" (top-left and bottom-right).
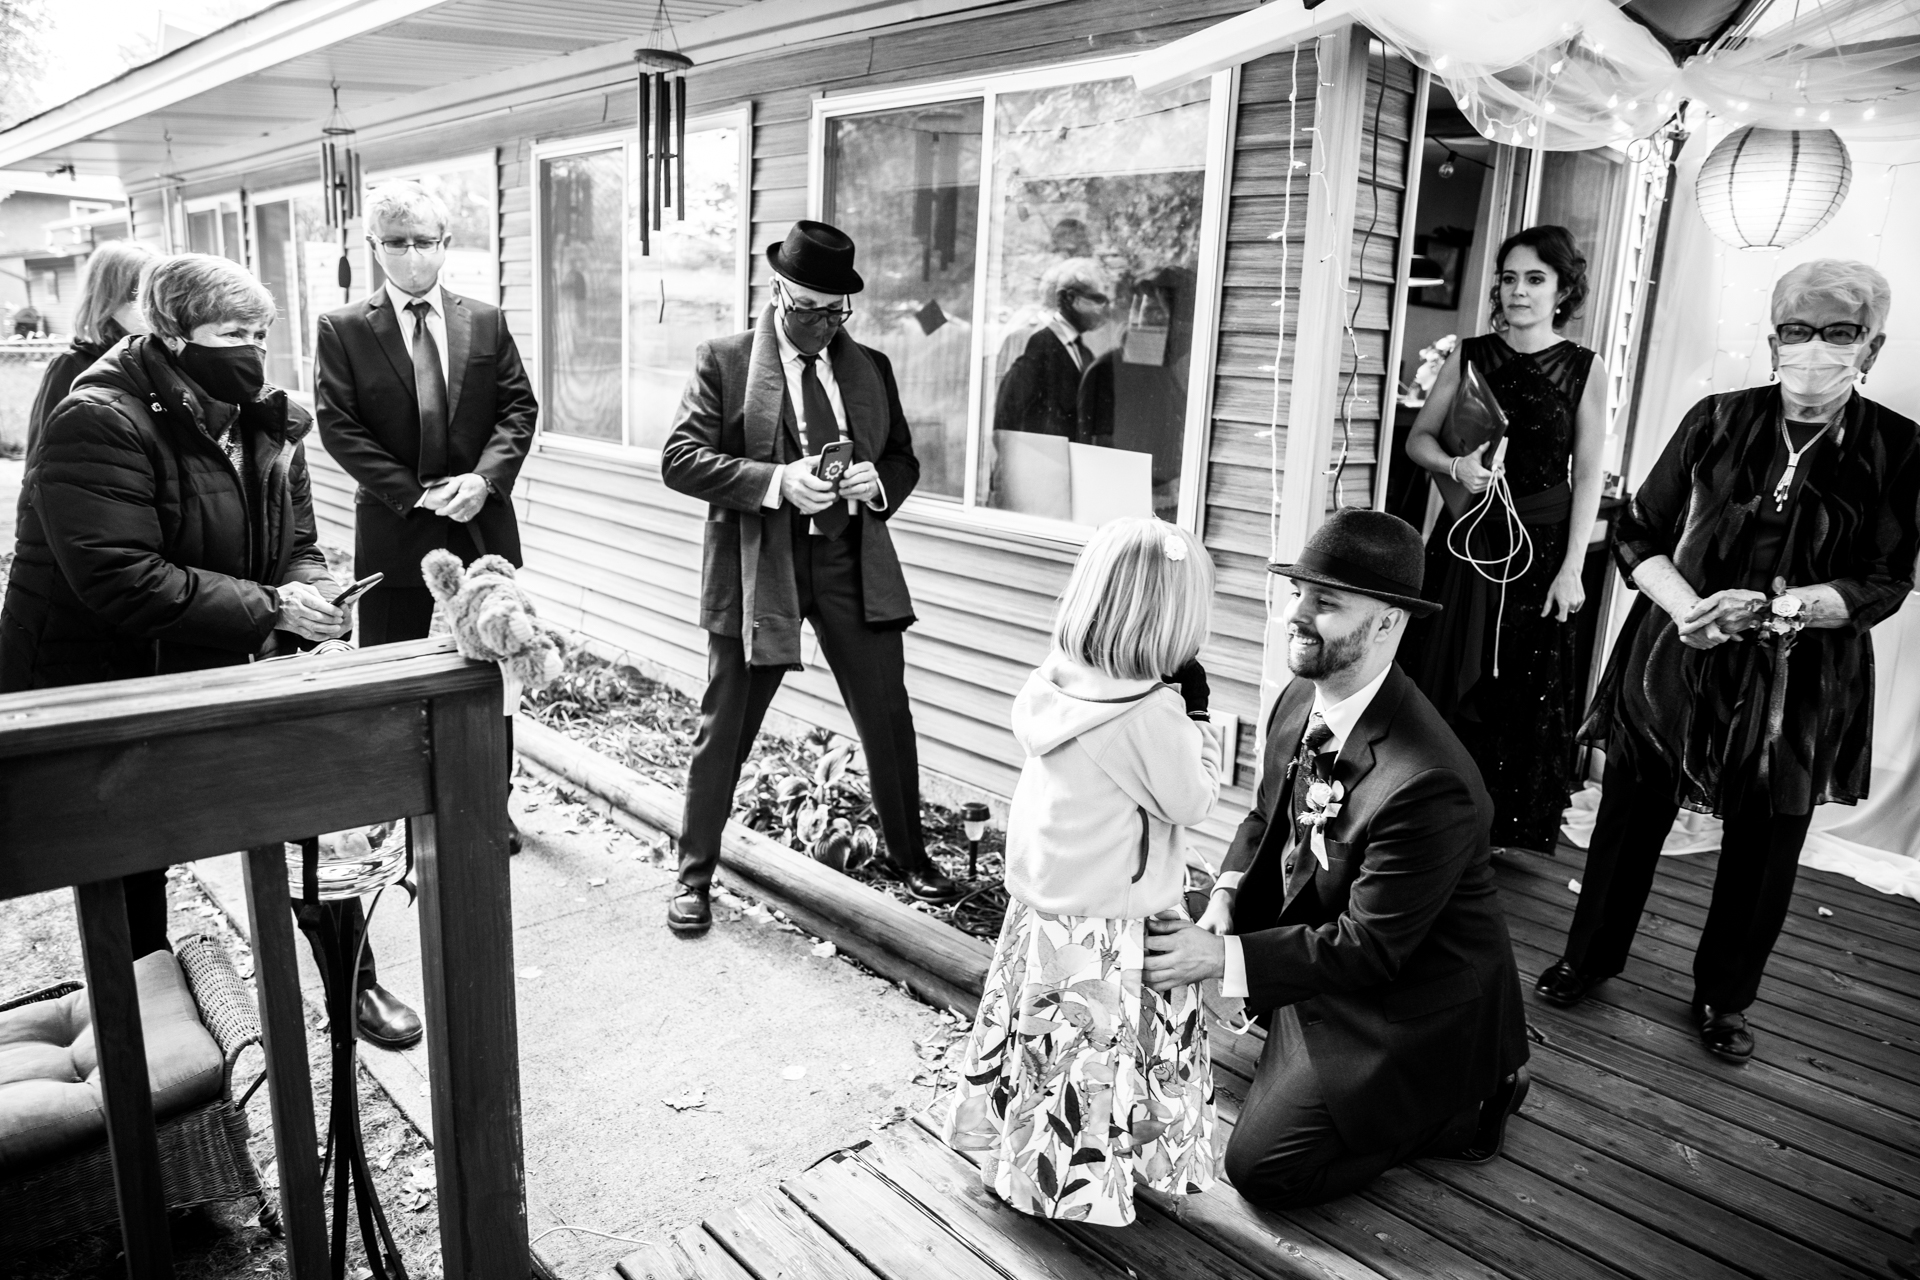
[
  {"x1": 1069, "y1": 289, "x2": 1110, "y2": 307},
  {"x1": 372, "y1": 237, "x2": 446, "y2": 255},
  {"x1": 1776, "y1": 321, "x2": 1866, "y2": 346},
  {"x1": 777, "y1": 284, "x2": 852, "y2": 328}
]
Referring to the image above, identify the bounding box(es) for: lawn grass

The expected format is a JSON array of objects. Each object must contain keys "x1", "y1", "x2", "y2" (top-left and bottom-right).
[{"x1": 0, "y1": 357, "x2": 51, "y2": 460}]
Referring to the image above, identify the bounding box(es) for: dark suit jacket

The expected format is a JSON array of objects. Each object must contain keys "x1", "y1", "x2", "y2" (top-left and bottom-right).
[
  {"x1": 659, "y1": 308, "x2": 919, "y2": 668},
  {"x1": 314, "y1": 288, "x2": 538, "y2": 585},
  {"x1": 994, "y1": 327, "x2": 1085, "y2": 439},
  {"x1": 1225, "y1": 664, "x2": 1529, "y2": 1153}
]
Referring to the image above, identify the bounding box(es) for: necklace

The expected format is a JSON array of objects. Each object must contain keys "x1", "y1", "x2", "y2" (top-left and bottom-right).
[{"x1": 1772, "y1": 410, "x2": 1837, "y2": 512}]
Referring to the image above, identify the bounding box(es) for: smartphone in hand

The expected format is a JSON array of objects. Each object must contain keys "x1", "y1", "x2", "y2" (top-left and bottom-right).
[
  {"x1": 815, "y1": 439, "x2": 856, "y2": 493},
  {"x1": 329, "y1": 572, "x2": 385, "y2": 611}
]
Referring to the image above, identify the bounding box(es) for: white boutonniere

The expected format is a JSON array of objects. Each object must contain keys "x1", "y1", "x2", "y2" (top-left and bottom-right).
[{"x1": 1299, "y1": 778, "x2": 1344, "y2": 869}]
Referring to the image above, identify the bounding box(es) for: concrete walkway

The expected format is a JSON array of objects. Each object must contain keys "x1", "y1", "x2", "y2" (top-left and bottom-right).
[{"x1": 193, "y1": 769, "x2": 951, "y2": 1279}]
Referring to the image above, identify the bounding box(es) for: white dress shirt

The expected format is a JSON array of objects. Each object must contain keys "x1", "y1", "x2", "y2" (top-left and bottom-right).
[
  {"x1": 1218, "y1": 664, "x2": 1394, "y2": 999},
  {"x1": 385, "y1": 280, "x2": 450, "y2": 386},
  {"x1": 1048, "y1": 313, "x2": 1090, "y2": 372},
  {"x1": 759, "y1": 318, "x2": 887, "y2": 514}
]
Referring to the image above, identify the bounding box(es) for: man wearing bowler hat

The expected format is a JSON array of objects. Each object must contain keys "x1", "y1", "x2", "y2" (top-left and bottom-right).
[
  {"x1": 1143, "y1": 508, "x2": 1530, "y2": 1206},
  {"x1": 660, "y1": 220, "x2": 963, "y2": 936}
]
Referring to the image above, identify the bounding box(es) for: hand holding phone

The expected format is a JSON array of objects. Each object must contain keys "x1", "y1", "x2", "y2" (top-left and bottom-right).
[
  {"x1": 329, "y1": 572, "x2": 385, "y2": 611},
  {"x1": 815, "y1": 439, "x2": 856, "y2": 494}
]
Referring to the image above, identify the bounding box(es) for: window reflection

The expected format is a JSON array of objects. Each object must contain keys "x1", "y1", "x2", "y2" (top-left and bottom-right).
[
  {"x1": 540, "y1": 149, "x2": 626, "y2": 442},
  {"x1": 628, "y1": 125, "x2": 742, "y2": 451},
  {"x1": 825, "y1": 100, "x2": 983, "y2": 499},
  {"x1": 981, "y1": 78, "x2": 1209, "y2": 525}
]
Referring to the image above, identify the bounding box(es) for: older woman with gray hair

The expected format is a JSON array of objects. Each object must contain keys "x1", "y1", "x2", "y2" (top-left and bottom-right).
[
  {"x1": 25, "y1": 239, "x2": 158, "y2": 464},
  {"x1": 0, "y1": 252, "x2": 346, "y2": 956},
  {"x1": 1538, "y1": 259, "x2": 1920, "y2": 1062}
]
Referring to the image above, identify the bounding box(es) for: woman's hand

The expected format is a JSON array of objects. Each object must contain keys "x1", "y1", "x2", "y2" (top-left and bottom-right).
[
  {"x1": 1196, "y1": 890, "x2": 1235, "y2": 936},
  {"x1": 1541, "y1": 566, "x2": 1586, "y2": 621},
  {"x1": 1676, "y1": 588, "x2": 1766, "y2": 649},
  {"x1": 276, "y1": 580, "x2": 349, "y2": 642},
  {"x1": 1453, "y1": 442, "x2": 1497, "y2": 494}
]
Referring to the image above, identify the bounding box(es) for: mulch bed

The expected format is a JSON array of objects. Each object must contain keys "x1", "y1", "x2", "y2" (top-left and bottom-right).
[{"x1": 523, "y1": 651, "x2": 1011, "y2": 942}]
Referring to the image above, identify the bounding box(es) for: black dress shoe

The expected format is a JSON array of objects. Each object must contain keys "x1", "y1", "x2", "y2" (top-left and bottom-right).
[
  {"x1": 1694, "y1": 1003, "x2": 1755, "y2": 1061},
  {"x1": 355, "y1": 984, "x2": 423, "y2": 1050},
  {"x1": 1535, "y1": 959, "x2": 1595, "y2": 1007},
  {"x1": 898, "y1": 863, "x2": 964, "y2": 904},
  {"x1": 1426, "y1": 1067, "x2": 1531, "y2": 1164},
  {"x1": 668, "y1": 886, "x2": 712, "y2": 936},
  {"x1": 508, "y1": 817, "x2": 523, "y2": 857}
]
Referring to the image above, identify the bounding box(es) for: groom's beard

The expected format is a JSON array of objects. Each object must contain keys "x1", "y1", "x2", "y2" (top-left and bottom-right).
[{"x1": 1286, "y1": 623, "x2": 1367, "y2": 681}]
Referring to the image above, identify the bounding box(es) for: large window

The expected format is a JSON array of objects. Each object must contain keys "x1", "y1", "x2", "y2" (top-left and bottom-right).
[
  {"x1": 184, "y1": 194, "x2": 244, "y2": 264},
  {"x1": 251, "y1": 188, "x2": 357, "y2": 394},
  {"x1": 817, "y1": 65, "x2": 1228, "y2": 531},
  {"x1": 536, "y1": 114, "x2": 748, "y2": 450}
]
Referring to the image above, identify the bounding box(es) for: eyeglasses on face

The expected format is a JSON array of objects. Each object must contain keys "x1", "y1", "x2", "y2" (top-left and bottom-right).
[
  {"x1": 1069, "y1": 289, "x2": 1110, "y2": 307},
  {"x1": 372, "y1": 237, "x2": 446, "y2": 255},
  {"x1": 778, "y1": 285, "x2": 852, "y2": 326},
  {"x1": 1776, "y1": 321, "x2": 1866, "y2": 346}
]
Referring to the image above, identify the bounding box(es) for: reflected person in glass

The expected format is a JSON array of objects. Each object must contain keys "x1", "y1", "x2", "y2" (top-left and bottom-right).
[
  {"x1": 1077, "y1": 265, "x2": 1195, "y2": 521},
  {"x1": 992, "y1": 256, "x2": 1110, "y2": 440}
]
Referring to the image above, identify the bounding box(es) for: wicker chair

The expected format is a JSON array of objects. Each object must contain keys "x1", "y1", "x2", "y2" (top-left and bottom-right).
[{"x1": 0, "y1": 934, "x2": 273, "y2": 1258}]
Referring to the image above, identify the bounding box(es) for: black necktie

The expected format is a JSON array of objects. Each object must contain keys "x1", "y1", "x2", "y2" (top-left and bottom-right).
[
  {"x1": 1292, "y1": 711, "x2": 1335, "y2": 836},
  {"x1": 799, "y1": 353, "x2": 848, "y2": 540},
  {"x1": 408, "y1": 299, "x2": 449, "y2": 483}
]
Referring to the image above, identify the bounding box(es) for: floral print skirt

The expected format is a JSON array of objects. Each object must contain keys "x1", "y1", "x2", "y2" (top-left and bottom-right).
[{"x1": 939, "y1": 899, "x2": 1218, "y2": 1225}]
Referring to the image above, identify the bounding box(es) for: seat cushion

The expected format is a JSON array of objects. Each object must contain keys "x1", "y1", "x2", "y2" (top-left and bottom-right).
[{"x1": 0, "y1": 951, "x2": 225, "y2": 1173}]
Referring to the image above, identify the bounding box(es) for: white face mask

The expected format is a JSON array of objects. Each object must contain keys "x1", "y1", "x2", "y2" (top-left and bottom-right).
[{"x1": 1775, "y1": 339, "x2": 1861, "y2": 406}]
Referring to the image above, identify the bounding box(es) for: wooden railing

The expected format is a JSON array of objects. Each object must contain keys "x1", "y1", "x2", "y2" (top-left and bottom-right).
[{"x1": 0, "y1": 639, "x2": 528, "y2": 1280}]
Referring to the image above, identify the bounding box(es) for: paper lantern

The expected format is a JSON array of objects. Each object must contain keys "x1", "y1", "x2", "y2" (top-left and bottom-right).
[{"x1": 1695, "y1": 126, "x2": 1851, "y2": 250}]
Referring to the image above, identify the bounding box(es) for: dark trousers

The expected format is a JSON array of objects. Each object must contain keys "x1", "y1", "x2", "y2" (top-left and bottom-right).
[
  {"x1": 678, "y1": 530, "x2": 924, "y2": 893},
  {"x1": 1225, "y1": 1008, "x2": 1461, "y2": 1209},
  {"x1": 1562, "y1": 733, "x2": 1813, "y2": 1012}
]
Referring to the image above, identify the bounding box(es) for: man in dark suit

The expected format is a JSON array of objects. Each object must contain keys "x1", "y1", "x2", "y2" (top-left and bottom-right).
[
  {"x1": 992, "y1": 257, "x2": 1110, "y2": 439},
  {"x1": 660, "y1": 220, "x2": 962, "y2": 937},
  {"x1": 314, "y1": 181, "x2": 539, "y2": 1047},
  {"x1": 1145, "y1": 509, "x2": 1530, "y2": 1208}
]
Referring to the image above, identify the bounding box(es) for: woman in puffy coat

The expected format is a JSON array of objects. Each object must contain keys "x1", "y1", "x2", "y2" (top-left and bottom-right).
[
  {"x1": 24, "y1": 239, "x2": 157, "y2": 465},
  {"x1": 0, "y1": 252, "x2": 348, "y2": 957}
]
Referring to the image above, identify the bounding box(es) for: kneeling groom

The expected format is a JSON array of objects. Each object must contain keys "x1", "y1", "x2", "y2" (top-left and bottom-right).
[{"x1": 1145, "y1": 509, "x2": 1529, "y2": 1208}]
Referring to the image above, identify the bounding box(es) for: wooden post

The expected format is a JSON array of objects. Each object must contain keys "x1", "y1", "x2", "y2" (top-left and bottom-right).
[
  {"x1": 73, "y1": 877, "x2": 173, "y2": 1280},
  {"x1": 242, "y1": 844, "x2": 329, "y2": 1278},
  {"x1": 415, "y1": 685, "x2": 528, "y2": 1280}
]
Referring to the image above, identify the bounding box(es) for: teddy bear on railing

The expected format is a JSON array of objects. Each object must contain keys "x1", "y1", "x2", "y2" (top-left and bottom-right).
[{"x1": 421, "y1": 548, "x2": 567, "y2": 711}]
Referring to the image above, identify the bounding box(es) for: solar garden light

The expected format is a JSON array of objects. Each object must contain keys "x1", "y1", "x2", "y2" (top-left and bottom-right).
[{"x1": 961, "y1": 802, "x2": 991, "y2": 880}]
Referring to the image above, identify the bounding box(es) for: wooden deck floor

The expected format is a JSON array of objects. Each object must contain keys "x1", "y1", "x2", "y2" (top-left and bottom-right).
[{"x1": 615, "y1": 847, "x2": 1920, "y2": 1280}]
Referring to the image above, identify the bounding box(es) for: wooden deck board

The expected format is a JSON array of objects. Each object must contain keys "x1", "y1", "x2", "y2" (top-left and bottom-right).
[{"x1": 618, "y1": 852, "x2": 1920, "y2": 1280}]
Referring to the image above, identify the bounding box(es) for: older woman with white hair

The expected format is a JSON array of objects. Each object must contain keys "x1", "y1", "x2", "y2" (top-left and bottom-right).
[
  {"x1": 0, "y1": 252, "x2": 346, "y2": 956},
  {"x1": 1538, "y1": 259, "x2": 1920, "y2": 1062}
]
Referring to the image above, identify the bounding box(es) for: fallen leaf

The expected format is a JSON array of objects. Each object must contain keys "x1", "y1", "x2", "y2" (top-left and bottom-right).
[
  {"x1": 1568, "y1": 879, "x2": 1583, "y2": 894},
  {"x1": 810, "y1": 941, "x2": 837, "y2": 959},
  {"x1": 743, "y1": 904, "x2": 775, "y2": 926},
  {"x1": 663, "y1": 1088, "x2": 707, "y2": 1112},
  {"x1": 588, "y1": 877, "x2": 608, "y2": 887},
  {"x1": 519, "y1": 967, "x2": 544, "y2": 980},
  {"x1": 1817, "y1": 906, "x2": 1834, "y2": 917},
  {"x1": 781, "y1": 1064, "x2": 807, "y2": 1080}
]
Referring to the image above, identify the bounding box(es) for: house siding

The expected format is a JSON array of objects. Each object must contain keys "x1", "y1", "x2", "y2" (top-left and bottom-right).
[{"x1": 247, "y1": 5, "x2": 1413, "y2": 857}]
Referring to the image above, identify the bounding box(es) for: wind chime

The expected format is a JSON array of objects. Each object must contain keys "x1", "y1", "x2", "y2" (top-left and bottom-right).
[
  {"x1": 318, "y1": 83, "x2": 363, "y2": 292},
  {"x1": 633, "y1": 1, "x2": 693, "y2": 256}
]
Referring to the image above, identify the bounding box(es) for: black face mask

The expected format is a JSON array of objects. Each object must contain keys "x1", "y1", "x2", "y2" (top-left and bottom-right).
[{"x1": 177, "y1": 341, "x2": 266, "y2": 406}]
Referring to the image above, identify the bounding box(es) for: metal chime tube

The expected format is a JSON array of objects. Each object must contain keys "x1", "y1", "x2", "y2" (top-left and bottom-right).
[
  {"x1": 636, "y1": 69, "x2": 651, "y2": 256},
  {"x1": 675, "y1": 75, "x2": 687, "y2": 221},
  {"x1": 654, "y1": 72, "x2": 670, "y2": 231}
]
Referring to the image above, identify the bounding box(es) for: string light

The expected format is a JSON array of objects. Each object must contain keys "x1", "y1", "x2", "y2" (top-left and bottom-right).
[{"x1": 1265, "y1": 41, "x2": 1302, "y2": 615}]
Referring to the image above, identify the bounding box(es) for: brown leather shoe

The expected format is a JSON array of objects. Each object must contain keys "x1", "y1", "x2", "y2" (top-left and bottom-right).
[
  {"x1": 1694, "y1": 1003, "x2": 1755, "y2": 1062},
  {"x1": 667, "y1": 886, "x2": 712, "y2": 936},
  {"x1": 355, "y1": 984, "x2": 423, "y2": 1050}
]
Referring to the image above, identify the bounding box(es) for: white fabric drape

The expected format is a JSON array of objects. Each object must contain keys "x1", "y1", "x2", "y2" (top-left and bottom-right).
[{"x1": 1349, "y1": 0, "x2": 1920, "y2": 150}]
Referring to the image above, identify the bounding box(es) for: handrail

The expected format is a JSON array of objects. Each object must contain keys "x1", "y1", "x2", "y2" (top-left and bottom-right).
[{"x1": 0, "y1": 638, "x2": 528, "y2": 1280}]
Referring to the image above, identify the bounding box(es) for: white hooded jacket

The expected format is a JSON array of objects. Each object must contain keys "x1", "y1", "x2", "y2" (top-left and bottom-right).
[{"x1": 1002, "y1": 651, "x2": 1223, "y2": 919}]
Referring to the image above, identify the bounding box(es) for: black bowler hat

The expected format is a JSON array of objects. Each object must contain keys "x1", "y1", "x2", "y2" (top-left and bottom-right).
[
  {"x1": 767, "y1": 220, "x2": 865, "y2": 296},
  {"x1": 1270, "y1": 508, "x2": 1441, "y2": 616}
]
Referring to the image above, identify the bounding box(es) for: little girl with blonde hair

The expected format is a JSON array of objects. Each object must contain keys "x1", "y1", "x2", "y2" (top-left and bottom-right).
[{"x1": 943, "y1": 517, "x2": 1223, "y2": 1224}]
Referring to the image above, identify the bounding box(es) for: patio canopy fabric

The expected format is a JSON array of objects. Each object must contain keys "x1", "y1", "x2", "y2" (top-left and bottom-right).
[{"x1": 1135, "y1": 0, "x2": 1920, "y2": 150}]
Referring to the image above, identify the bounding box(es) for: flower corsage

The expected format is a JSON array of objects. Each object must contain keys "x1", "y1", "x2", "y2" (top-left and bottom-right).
[{"x1": 1299, "y1": 778, "x2": 1345, "y2": 869}]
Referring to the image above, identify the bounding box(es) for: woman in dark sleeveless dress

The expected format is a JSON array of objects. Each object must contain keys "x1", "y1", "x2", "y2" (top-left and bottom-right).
[{"x1": 1401, "y1": 226, "x2": 1609, "y2": 852}]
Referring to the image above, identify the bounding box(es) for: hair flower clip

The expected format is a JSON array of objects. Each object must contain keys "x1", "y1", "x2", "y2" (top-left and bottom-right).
[{"x1": 1163, "y1": 535, "x2": 1187, "y2": 563}]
